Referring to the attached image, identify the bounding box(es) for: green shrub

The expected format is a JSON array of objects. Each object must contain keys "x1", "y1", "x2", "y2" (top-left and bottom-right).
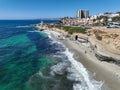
[{"x1": 55, "y1": 26, "x2": 86, "y2": 34}]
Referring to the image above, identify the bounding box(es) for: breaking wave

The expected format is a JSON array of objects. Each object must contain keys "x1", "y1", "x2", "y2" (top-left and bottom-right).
[
  {"x1": 50, "y1": 48, "x2": 103, "y2": 90},
  {"x1": 16, "y1": 25, "x2": 30, "y2": 28},
  {"x1": 32, "y1": 28, "x2": 103, "y2": 90},
  {"x1": 49, "y1": 36, "x2": 103, "y2": 90}
]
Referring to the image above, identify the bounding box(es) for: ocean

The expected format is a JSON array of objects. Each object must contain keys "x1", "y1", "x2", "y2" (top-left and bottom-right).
[{"x1": 0, "y1": 20, "x2": 102, "y2": 90}]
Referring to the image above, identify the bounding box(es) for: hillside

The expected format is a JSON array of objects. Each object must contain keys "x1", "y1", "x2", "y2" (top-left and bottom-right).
[{"x1": 86, "y1": 28, "x2": 120, "y2": 56}]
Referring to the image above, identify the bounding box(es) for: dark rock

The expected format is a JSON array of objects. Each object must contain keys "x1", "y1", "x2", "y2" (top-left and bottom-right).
[{"x1": 95, "y1": 52, "x2": 120, "y2": 66}]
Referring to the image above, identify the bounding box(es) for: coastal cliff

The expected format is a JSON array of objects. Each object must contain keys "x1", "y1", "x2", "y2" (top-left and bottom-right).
[
  {"x1": 73, "y1": 34, "x2": 120, "y2": 66},
  {"x1": 37, "y1": 23, "x2": 120, "y2": 66},
  {"x1": 86, "y1": 28, "x2": 120, "y2": 54},
  {"x1": 77, "y1": 28, "x2": 120, "y2": 66}
]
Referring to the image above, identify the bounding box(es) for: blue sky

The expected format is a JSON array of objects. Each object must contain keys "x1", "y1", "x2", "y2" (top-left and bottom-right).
[{"x1": 0, "y1": 0, "x2": 120, "y2": 19}]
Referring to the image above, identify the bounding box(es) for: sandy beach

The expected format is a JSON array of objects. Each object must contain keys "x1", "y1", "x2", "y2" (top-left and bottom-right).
[
  {"x1": 42, "y1": 27, "x2": 120, "y2": 90},
  {"x1": 61, "y1": 38, "x2": 120, "y2": 90}
]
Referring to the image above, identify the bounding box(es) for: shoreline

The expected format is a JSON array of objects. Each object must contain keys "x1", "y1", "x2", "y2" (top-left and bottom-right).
[
  {"x1": 61, "y1": 38, "x2": 120, "y2": 90},
  {"x1": 44, "y1": 29, "x2": 103, "y2": 90},
  {"x1": 37, "y1": 26, "x2": 120, "y2": 90}
]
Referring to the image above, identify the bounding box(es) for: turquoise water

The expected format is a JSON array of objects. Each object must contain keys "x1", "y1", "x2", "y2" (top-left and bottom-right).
[
  {"x1": 0, "y1": 20, "x2": 66, "y2": 90},
  {"x1": 0, "y1": 34, "x2": 30, "y2": 48},
  {"x1": 0, "y1": 32, "x2": 53, "y2": 90}
]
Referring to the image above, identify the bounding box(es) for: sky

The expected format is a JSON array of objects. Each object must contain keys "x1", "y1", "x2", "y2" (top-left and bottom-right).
[{"x1": 0, "y1": 0, "x2": 120, "y2": 19}]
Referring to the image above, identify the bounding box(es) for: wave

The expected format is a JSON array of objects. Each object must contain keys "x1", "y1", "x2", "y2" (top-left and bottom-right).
[
  {"x1": 16, "y1": 25, "x2": 30, "y2": 28},
  {"x1": 46, "y1": 33, "x2": 103, "y2": 90},
  {"x1": 31, "y1": 30, "x2": 103, "y2": 90},
  {"x1": 28, "y1": 30, "x2": 40, "y2": 33},
  {"x1": 44, "y1": 30, "x2": 52, "y2": 39},
  {"x1": 50, "y1": 48, "x2": 103, "y2": 90},
  {"x1": 43, "y1": 30, "x2": 62, "y2": 45},
  {"x1": 65, "y1": 49, "x2": 103, "y2": 90}
]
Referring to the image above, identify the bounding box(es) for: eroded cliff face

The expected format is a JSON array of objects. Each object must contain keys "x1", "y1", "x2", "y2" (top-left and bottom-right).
[
  {"x1": 74, "y1": 28, "x2": 120, "y2": 65},
  {"x1": 86, "y1": 28, "x2": 120, "y2": 55}
]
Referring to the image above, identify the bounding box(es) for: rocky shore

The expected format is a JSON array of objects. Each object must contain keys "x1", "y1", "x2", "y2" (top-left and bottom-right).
[{"x1": 95, "y1": 52, "x2": 120, "y2": 65}]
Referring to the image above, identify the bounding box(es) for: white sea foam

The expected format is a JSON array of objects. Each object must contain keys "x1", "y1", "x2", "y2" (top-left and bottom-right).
[
  {"x1": 44, "y1": 30, "x2": 52, "y2": 39},
  {"x1": 63, "y1": 49, "x2": 103, "y2": 90},
  {"x1": 16, "y1": 26, "x2": 30, "y2": 28},
  {"x1": 44, "y1": 30, "x2": 62, "y2": 45},
  {"x1": 28, "y1": 30, "x2": 40, "y2": 33},
  {"x1": 50, "y1": 44, "x2": 103, "y2": 90},
  {"x1": 50, "y1": 61, "x2": 69, "y2": 76},
  {"x1": 43, "y1": 30, "x2": 103, "y2": 90},
  {"x1": 50, "y1": 48, "x2": 103, "y2": 90}
]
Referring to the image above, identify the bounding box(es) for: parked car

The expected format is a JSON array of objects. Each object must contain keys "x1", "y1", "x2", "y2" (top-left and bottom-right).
[{"x1": 106, "y1": 25, "x2": 120, "y2": 28}]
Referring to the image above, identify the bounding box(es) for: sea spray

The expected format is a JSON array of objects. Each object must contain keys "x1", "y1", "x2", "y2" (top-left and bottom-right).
[
  {"x1": 50, "y1": 48, "x2": 103, "y2": 90},
  {"x1": 63, "y1": 49, "x2": 103, "y2": 90}
]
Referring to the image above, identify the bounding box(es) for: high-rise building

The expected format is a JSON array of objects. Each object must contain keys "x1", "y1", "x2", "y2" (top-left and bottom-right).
[{"x1": 76, "y1": 10, "x2": 89, "y2": 21}]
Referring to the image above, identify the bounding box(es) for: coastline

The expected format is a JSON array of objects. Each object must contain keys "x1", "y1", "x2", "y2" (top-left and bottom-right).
[
  {"x1": 61, "y1": 38, "x2": 120, "y2": 90},
  {"x1": 37, "y1": 26, "x2": 120, "y2": 90}
]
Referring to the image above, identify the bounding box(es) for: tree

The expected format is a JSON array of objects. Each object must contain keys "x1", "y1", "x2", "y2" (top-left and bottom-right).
[
  {"x1": 102, "y1": 16, "x2": 108, "y2": 25},
  {"x1": 93, "y1": 19, "x2": 96, "y2": 22},
  {"x1": 112, "y1": 16, "x2": 120, "y2": 22},
  {"x1": 104, "y1": 12, "x2": 112, "y2": 14}
]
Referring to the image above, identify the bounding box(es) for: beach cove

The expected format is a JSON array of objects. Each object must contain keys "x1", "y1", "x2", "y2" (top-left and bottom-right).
[{"x1": 38, "y1": 25, "x2": 120, "y2": 90}]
